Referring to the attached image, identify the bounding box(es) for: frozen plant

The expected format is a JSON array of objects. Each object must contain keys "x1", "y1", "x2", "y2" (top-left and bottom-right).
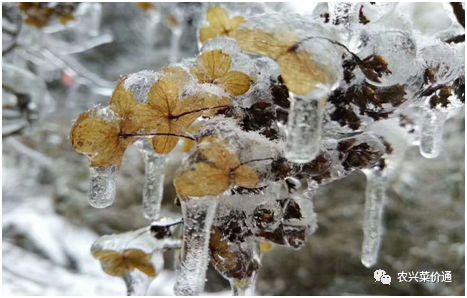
[{"x1": 68, "y1": 3, "x2": 464, "y2": 296}]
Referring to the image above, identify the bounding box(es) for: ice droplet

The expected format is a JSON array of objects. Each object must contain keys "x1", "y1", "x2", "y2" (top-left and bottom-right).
[
  {"x1": 141, "y1": 146, "x2": 166, "y2": 220},
  {"x1": 419, "y1": 109, "x2": 447, "y2": 159},
  {"x1": 88, "y1": 166, "x2": 117, "y2": 208},
  {"x1": 361, "y1": 168, "x2": 387, "y2": 268},
  {"x1": 174, "y1": 198, "x2": 218, "y2": 296},
  {"x1": 285, "y1": 93, "x2": 326, "y2": 163}
]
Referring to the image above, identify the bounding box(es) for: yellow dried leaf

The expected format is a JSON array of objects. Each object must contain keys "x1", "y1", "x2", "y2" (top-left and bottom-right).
[
  {"x1": 277, "y1": 51, "x2": 329, "y2": 96},
  {"x1": 200, "y1": 27, "x2": 219, "y2": 45},
  {"x1": 152, "y1": 121, "x2": 181, "y2": 154},
  {"x1": 174, "y1": 137, "x2": 260, "y2": 198},
  {"x1": 215, "y1": 71, "x2": 251, "y2": 96},
  {"x1": 123, "y1": 249, "x2": 156, "y2": 277},
  {"x1": 207, "y1": 6, "x2": 230, "y2": 29},
  {"x1": 141, "y1": 70, "x2": 231, "y2": 154},
  {"x1": 109, "y1": 79, "x2": 143, "y2": 133},
  {"x1": 147, "y1": 76, "x2": 181, "y2": 115},
  {"x1": 233, "y1": 164, "x2": 260, "y2": 188},
  {"x1": 235, "y1": 28, "x2": 295, "y2": 59},
  {"x1": 195, "y1": 50, "x2": 232, "y2": 83},
  {"x1": 235, "y1": 28, "x2": 330, "y2": 95},
  {"x1": 70, "y1": 111, "x2": 131, "y2": 168},
  {"x1": 174, "y1": 162, "x2": 231, "y2": 197},
  {"x1": 198, "y1": 137, "x2": 239, "y2": 171},
  {"x1": 200, "y1": 7, "x2": 245, "y2": 44},
  {"x1": 193, "y1": 50, "x2": 251, "y2": 96},
  {"x1": 93, "y1": 249, "x2": 156, "y2": 277}
]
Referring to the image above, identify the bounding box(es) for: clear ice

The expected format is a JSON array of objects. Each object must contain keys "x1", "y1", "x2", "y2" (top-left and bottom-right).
[
  {"x1": 88, "y1": 166, "x2": 117, "y2": 208},
  {"x1": 285, "y1": 95, "x2": 324, "y2": 163},
  {"x1": 361, "y1": 168, "x2": 387, "y2": 268},
  {"x1": 141, "y1": 146, "x2": 166, "y2": 220},
  {"x1": 174, "y1": 198, "x2": 218, "y2": 296}
]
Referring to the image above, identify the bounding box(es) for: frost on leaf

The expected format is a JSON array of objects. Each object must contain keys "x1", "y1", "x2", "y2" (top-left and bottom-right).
[{"x1": 200, "y1": 7, "x2": 245, "y2": 44}]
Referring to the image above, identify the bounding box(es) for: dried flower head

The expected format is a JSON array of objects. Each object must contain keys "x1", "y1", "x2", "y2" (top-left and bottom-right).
[
  {"x1": 200, "y1": 6, "x2": 245, "y2": 44},
  {"x1": 192, "y1": 50, "x2": 251, "y2": 96},
  {"x1": 92, "y1": 249, "x2": 156, "y2": 277},
  {"x1": 174, "y1": 137, "x2": 260, "y2": 198},
  {"x1": 235, "y1": 29, "x2": 330, "y2": 95}
]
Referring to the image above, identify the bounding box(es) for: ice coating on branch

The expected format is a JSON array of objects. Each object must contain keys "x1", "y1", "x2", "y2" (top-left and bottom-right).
[
  {"x1": 139, "y1": 141, "x2": 166, "y2": 220},
  {"x1": 174, "y1": 198, "x2": 218, "y2": 296},
  {"x1": 88, "y1": 166, "x2": 117, "y2": 208},
  {"x1": 361, "y1": 167, "x2": 387, "y2": 268}
]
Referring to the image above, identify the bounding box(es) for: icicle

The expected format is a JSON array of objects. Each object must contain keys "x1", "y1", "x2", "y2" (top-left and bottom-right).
[
  {"x1": 361, "y1": 168, "x2": 387, "y2": 268},
  {"x1": 88, "y1": 166, "x2": 117, "y2": 208},
  {"x1": 285, "y1": 94, "x2": 324, "y2": 163},
  {"x1": 419, "y1": 109, "x2": 447, "y2": 159},
  {"x1": 174, "y1": 198, "x2": 218, "y2": 296},
  {"x1": 141, "y1": 145, "x2": 166, "y2": 220},
  {"x1": 123, "y1": 271, "x2": 152, "y2": 296}
]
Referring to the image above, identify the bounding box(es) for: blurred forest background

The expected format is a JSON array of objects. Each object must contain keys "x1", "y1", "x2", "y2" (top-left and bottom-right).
[{"x1": 2, "y1": 2, "x2": 465, "y2": 295}]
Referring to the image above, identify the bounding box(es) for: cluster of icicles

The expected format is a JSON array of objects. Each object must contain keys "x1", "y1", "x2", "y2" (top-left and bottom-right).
[{"x1": 73, "y1": 3, "x2": 464, "y2": 296}]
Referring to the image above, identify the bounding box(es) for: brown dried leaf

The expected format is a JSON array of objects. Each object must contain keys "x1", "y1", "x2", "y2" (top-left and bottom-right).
[
  {"x1": 235, "y1": 28, "x2": 329, "y2": 95},
  {"x1": 174, "y1": 162, "x2": 231, "y2": 197},
  {"x1": 277, "y1": 51, "x2": 329, "y2": 95},
  {"x1": 235, "y1": 28, "x2": 295, "y2": 59},
  {"x1": 193, "y1": 50, "x2": 251, "y2": 96},
  {"x1": 93, "y1": 249, "x2": 156, "y2": 277},
  {"x1": 215, "y1": 71, "x2": 251, "y2": 96},
  {"x1": 199, "y1": 7, "x2": 245, "y2": 44},
  {"x1": 70, "y1": 111, "x2": 131, "y2": 168},
  {"x1": 174, "y1": 137, "x2": 260, "y2": 198},
  {"x1": 198, "y1": 137, "x2": 239, "y2": 171},
  {"x1": 151, "y1": 120, "x2": 181, "y2": 154},
  {"x1": 195, "y1": 50, "x2": 232, "y2": 83},
  {"x1": 233, "y1": 164, "x2": 260, "y2": 188},
  {"x1": 147, "y1": 76, "x2": 181, "y2": 115}
]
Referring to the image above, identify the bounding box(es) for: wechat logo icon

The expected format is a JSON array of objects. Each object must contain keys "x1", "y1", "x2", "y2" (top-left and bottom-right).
[{"x1": 374, "y1": 269, "x2": 392, "y2": 285}]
